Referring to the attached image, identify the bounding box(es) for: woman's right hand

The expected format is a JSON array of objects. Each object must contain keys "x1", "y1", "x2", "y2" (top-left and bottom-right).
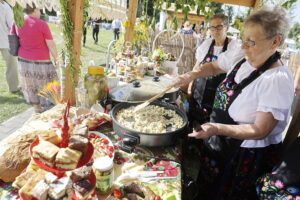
[
  {"x1": 171, "y1": 75, "x2": 186, "y2": 88},
  {"x1": 171, "y1": 72, "x2": 196, "y2": 88},
  {"x1": 53, "y1": 59, "x2": 59, "y2": 69}
]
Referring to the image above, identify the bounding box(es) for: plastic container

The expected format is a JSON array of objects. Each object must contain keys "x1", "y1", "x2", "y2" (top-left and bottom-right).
[
  {"x1": 84, "y1": 66, "x2": 108, "y2": 107},
  {"x1": 93, "y1": 157, "x2": 114, "y2": 194}
]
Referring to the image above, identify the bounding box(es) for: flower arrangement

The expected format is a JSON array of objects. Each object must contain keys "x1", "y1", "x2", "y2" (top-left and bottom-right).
[
  {"x1": 38, "y1": 81, "x2": 63, "y2": 105},
  {"x1": 151, "y1": 47, "x2": 167, "y2": 65}
]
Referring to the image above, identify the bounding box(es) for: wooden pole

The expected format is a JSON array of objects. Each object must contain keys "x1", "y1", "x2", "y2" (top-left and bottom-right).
[
  {"x1": 253, "y1": 0, "x2": 260, "y2": 9},
  {"x1": 284, "y1": 99, "x2": 300, "y2": 153},
  {"x1": 125, "y1": 0, "x2": 138, "y2": 43},
  {"x1": 64, "y1": 0, "x2": 84, "y2": 105}
]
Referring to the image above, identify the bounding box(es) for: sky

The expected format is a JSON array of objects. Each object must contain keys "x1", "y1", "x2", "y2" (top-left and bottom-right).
[
  {"x1": 227, "y1": 0, "x2": 300, "y2": 25},
  {"x1": 293, "y1": 0, "x2": 300, "y2": 24}
]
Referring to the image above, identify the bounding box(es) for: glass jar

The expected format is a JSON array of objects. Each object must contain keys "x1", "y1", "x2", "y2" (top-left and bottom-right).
[
  {"x1": 93, "y1": 157, "x2": 114, "y2": 194},
  {"x1": 75, "y1": 87, "x2": 89, "y2": 108},
  {"x1": 84, "y1": 66, "x2": 108, "y2": 107}
]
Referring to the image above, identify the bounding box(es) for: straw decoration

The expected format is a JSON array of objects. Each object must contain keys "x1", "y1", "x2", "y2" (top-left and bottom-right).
[{"x1": 38, "y1": 81, "x2": 63, "y2": 104}]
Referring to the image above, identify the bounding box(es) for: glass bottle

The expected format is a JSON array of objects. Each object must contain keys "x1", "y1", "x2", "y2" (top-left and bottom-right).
[{"x1": 84, "y1": 66, "x2": 108, "y2": 107}]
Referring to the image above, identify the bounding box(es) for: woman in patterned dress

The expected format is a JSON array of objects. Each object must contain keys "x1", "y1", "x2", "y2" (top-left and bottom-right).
[
  {"x1": 11, "y1": 4, "x2": 58, "y2": 113},
  {"x1": 173, "y1": 6, "x2": 294, "y2": 200}
]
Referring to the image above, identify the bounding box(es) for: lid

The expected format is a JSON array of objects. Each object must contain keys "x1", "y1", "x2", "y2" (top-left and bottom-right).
[
  {"x1": 110, "y1": 76, "x2": 177, "y2": 102},
  {"x1": 93, "y1": 157, "x2": 113, "y2": 171},
  {"x1": 88, "y1": 66, "x2": 105, "y2": 75}
]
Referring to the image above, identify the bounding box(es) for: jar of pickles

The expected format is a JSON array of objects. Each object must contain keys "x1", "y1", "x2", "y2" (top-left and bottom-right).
[
  {"x1": 93, "y1": 157, "x2": 114, "y2": 194},
  {"x1": 84, "y1": 66, "x2": 108, "y2": 107}
]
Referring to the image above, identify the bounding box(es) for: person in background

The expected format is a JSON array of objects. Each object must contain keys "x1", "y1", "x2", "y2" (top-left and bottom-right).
[
  {"x1": 180, "y1": 21, "x2": 194, "y2": 35},
  {"x1": 181, "y1": 14, "x2": 240, "y2": 199},
  {"x1": 173, "y1": 6, "x2": 293, "y2": 199},
  {"x1": 189, "y1": 13, "x2": 240, "y2": 125},
  {"x1": 0, "y1": 0, "x2": 19, "y2": 93},
  {"x1": 112, "y1": 18, "x2": 121, "y2": 40},
  {"x1": 193, "y1": 25, "x2": 204, "y2": 49},
  {"x1": 92, "y1": 18, "x2": 101, "y2": 44},
  {"x1": 11, "y1": 3, "x2": 58, "y2": 113},
  {"x1": 82, "y1": 11, "x2": 88, "y2": 47},
  {"x1": 82, "y1": 22, "x2": 87, "y2": 47}
]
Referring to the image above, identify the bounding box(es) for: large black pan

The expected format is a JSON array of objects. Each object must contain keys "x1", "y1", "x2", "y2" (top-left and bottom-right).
[{"x1": 111, "y1": 101, "x2": 188, "y2": 147}]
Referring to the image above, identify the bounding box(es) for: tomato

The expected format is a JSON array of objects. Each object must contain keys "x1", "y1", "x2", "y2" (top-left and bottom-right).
[
  {"x1": 103, "y1": 139, "x2": 109, "y2": 144},
  {"x1": 107, "y1": 146, "x2": 114, "y2": 152},
  {"x1": 113, "y1": 189, "x2": 122, "y2": 198},
  {"x1": 154, "y1": 196, "x2": 161, "y2": 200},
  {"x1": 108, "y1": 152, "x2": 113, "y2": 158}
]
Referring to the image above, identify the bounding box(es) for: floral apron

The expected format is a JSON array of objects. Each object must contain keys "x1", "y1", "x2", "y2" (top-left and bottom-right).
[
  {"x1": 196, "y1": 52, "x2": 283, "y2": 200},
  {"x1": 189, "y1": 38, "x2": 229, "y2": 125}
]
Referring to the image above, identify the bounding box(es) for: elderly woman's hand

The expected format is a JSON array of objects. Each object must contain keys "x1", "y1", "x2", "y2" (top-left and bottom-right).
[
  {"x1": 188, "y1": 123, "x2": 218, "y2": 139},
  {"x1": 171, "y1": 72, "x2": 196, "y2": 88},
  {"x1": 171, "y1": 75, "x2": 187, "y2": 88}
]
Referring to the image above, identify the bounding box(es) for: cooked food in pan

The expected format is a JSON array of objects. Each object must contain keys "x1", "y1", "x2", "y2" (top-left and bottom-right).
[{"x1": 116, "y1": 105, "x2": 184, "y2": 133}]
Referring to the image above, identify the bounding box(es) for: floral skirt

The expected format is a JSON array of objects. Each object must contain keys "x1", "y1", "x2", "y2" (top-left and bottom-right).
[
  {"x1": 195, "y1": 139, "x2": 282, "y2": 200},
  {"x1": 18, "y1": 58, "x2": 57, "y2": 107}
]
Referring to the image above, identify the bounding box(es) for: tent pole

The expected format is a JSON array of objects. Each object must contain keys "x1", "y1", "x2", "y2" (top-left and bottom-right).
[
  {"x1": 125, "y1": 0, "x2": 138, "y2": 43},
  {"x1": 64, "y1": 0, "x2": 84, "y2": 105}
]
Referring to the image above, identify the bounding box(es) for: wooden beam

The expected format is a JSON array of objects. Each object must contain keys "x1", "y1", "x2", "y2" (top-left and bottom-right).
[
  {"x1": 168, "y1": 12, "x2": 205, "y2": 24},
  {"x1": 253, "y1": 0, "x2": 260, "y2": 10},
  {"x1": 64, "y1": 0, "x2": 84, "y2": 105},
  {"x1": 209, "y1": 0, "x2": 257, "y2": 8},
  {"x1": 125, "y1": 0, "x2": 138, "y2": 43},
  {"x1": 283, "y1": 99, "x2": 300, "y2": 152},
  {"x1": 283, "y1": 54, "x2": 300, "y2": 152}
]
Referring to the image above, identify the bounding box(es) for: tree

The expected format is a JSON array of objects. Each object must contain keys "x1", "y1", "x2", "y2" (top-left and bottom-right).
[
  {"x1": 224, "y1": 5, "x2": 234, "y2": 24},
  {"x1": 209, "y1": 2, "x2": 223, "y2": 14},
  {"x1": 288, "y1": 23, "x2": 300, "y2": 48},
  {"x1": 260, "y1": 0, "x2": 298, "y2": 9}
]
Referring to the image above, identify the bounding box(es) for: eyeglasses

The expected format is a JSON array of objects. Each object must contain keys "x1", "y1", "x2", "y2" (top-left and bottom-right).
[
  {"x1": 241, "y1": 36, "x2": 275, "y2": 47},
  {"x1": 208, "y1": 24, "x2": 225, "y2": 31}
]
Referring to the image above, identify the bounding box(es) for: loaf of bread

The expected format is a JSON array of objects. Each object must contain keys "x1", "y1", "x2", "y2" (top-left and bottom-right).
[{"x1": 0, "y1": 120, "x2": 51, "y2": 182}]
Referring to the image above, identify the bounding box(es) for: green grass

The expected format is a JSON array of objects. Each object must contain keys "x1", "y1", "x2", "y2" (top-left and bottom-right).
[{"x1": 0, "y1": 23, "x2": 114, "y2": 123}]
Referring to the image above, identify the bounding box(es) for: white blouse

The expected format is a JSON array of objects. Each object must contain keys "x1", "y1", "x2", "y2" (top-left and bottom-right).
[
  {"x1": 217, "y1": 47, "x2": 294, "y2": 148},
  {"x1": 195, "y1": 38, "x2": 241, "y2": 63}
]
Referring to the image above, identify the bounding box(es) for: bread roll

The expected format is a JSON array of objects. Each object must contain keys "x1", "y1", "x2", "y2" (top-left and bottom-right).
[{"x1": 0, "y1": 130, "x2": 40, "y2": 182}]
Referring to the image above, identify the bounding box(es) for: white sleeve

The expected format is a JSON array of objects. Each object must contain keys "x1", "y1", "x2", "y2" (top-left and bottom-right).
[
  {"x1": 217, "y1": 40, "x2": 244, "y2": 72},
  {"x1": 195, "y1": 38, "x2": 211, "y2": 62},
  {"x1": 5, "y1": 4, "x2": 14, "y2": 31},
  {"x1": 256, "y1": 67, "x2": 294, "y2": 121}
]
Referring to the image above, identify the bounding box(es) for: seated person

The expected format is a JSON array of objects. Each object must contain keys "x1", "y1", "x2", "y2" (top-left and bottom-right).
[
  {"x1": 172, "y1": 6, "x2": 294, "y2": 200},
  {"x1": 256, "y1": 137, "x2": 300, "y2": 199}
]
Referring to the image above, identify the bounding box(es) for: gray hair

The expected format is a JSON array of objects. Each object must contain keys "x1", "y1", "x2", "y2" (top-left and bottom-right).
[
  {"x1": 209, "y1": 13, "x2": 229, "y2": 25},
  {"x1": 245, "y1": 6, "x2": 289, "y2": 45}
]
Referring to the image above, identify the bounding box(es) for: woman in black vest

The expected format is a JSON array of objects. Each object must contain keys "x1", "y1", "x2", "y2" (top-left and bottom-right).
[
  {"x1": 189, "y1": 13, "x2": 240, "y2": 125},
  {"x1": 174, "y1": 6, "x2": 294, "y2": 200}
]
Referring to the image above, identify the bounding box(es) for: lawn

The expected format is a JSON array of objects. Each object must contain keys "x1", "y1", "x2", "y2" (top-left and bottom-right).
[{"x1": 0, "y1": 23, "x2": 114, "y2": 123}]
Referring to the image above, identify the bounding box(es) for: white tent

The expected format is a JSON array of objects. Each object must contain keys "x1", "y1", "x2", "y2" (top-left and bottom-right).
[{"x1": 5, "y1": 0, "x2": 127, "y2": 20}]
